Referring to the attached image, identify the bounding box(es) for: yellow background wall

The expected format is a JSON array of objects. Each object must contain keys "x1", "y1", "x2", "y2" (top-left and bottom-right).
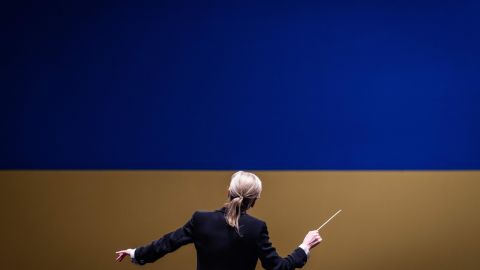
[{"x1": 1, "y1": 171, "x2": 479, "y2": 270}]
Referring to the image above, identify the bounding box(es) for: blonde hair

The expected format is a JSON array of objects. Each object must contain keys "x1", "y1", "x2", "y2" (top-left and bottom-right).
[{"x1": 224, "y1": 171, "x2": 262, "y2": 235}]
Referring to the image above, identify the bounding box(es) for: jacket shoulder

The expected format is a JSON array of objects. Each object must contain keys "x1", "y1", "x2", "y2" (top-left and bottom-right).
[
  {"x1": 243, "y1": 213, "x2": 265, "y2": 224},
  {"x1": 190, "y1": 209, "x2": 223, "y2": 221}
]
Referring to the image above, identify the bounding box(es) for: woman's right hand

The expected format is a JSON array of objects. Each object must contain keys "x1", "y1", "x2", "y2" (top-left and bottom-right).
[{"x1": 301, "y1": 230, "x2": 322, "y2": 251}]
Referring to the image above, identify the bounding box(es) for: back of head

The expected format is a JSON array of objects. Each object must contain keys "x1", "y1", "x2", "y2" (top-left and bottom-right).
[{"x1": 224, "y1": 171, "x2": 262, "y2": 235}]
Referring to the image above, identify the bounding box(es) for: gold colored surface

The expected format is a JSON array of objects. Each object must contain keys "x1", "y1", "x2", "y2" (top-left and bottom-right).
[{"x1": 1, "y1": 171, "x2": 479, "y2": 270}]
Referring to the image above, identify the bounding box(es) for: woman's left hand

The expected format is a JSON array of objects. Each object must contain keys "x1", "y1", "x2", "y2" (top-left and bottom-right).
[{"x1": 115, "y1": 249, "x2": 134, "y2": 262}]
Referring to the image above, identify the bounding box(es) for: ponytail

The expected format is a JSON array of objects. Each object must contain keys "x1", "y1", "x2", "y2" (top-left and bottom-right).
[{"x1": 224, "y1": 196, "x2": 244, "y2": 234}]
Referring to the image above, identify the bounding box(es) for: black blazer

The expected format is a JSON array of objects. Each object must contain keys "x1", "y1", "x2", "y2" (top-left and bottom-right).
[{"x1": 133, "y1": 208, "x2": 308, "y2": 270}]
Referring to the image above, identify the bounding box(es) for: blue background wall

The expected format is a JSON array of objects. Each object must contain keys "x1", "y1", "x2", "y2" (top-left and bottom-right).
[{"x1": 2, "y1": 0, "x2": 480, "y2": 169}]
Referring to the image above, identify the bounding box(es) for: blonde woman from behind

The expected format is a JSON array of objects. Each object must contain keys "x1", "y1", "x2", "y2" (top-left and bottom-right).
[{"x1": 116, "y1": 171, "x2": 322, "y2": 270}]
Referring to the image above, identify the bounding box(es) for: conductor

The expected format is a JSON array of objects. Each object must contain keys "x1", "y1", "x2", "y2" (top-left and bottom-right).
[{"x1": 115, "y1": 171, "x2": 322, "y2": 270}]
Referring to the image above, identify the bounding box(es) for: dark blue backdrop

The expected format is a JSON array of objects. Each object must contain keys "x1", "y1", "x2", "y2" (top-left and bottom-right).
[{"x1": 2, "y1": 0, "x2": 480, "y2": 169}]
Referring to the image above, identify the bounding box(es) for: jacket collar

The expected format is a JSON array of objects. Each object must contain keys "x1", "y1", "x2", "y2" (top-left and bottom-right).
[{"x1": 216, "y1": 207, "x2": 247, "y2": 215}]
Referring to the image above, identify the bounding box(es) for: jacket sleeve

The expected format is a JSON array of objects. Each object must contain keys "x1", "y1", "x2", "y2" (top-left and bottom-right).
[
  {"x1": 256, "y1": 222, "x2": 308, "y2": 270},
  {"x1": 132, "y1": 212, "x2": 196, "y2": 265}
]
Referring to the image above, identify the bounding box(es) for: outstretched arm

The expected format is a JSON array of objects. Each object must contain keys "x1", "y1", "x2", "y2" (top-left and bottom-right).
[
  {"x1": 256, "y1": 222, "x2": 322, "y2": 270},
  {"x1": 115, "y1": 212, "x2": 196, "y2": 265}
]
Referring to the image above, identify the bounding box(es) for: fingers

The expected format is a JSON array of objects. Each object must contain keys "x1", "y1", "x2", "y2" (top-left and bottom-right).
[
  {"x1": 308, "y1": 230, "x2": 320, "y2": 240},
  {"x1": 115, "y1": 250, "x2": 130, "y2": 262},
  {"x1": 311, "y1": 241, "x2": 320, "y2": 249},
  {"x1": 305, "y1": 230, "x2": 322, "y2": 249},
  {"x1": 314, "y1": 231, "x2": 322, "y2": 243},
  {"x1": 116, "y1": 253, "x2": 126, "y2": 262}
]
